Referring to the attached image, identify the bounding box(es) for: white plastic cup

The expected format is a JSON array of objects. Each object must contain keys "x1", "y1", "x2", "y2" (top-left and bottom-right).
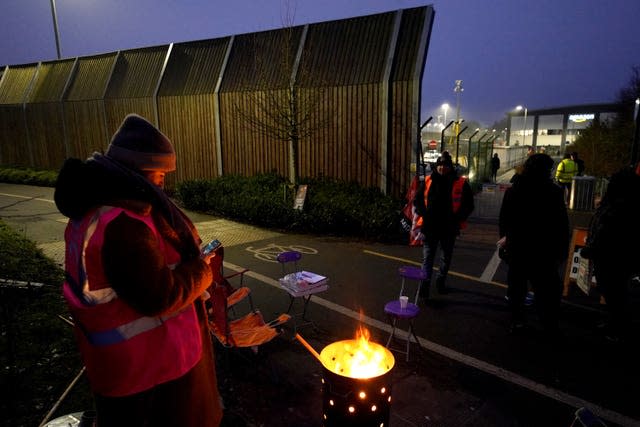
[{"x1": 399, "y1": 295, "x2": 409, "y2": 309}]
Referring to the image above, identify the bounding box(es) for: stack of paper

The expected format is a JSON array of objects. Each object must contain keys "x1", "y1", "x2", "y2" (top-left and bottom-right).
[
  {"x1": 297, "y1": 271, "x2": 327, "y2": 286},
  {"x1": 279, "y1": 271, "x2": 329, "y2": 296}
]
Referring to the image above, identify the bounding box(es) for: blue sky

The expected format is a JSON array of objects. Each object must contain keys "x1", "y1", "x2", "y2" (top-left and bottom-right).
[{"x1": 1, "y1": 0, "x2": 639, "y2": 126}]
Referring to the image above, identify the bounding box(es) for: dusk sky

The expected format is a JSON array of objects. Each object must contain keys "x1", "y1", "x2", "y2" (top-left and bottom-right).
[{"x1": 1, "y1": 0, "x2": 639, "y2": 126}]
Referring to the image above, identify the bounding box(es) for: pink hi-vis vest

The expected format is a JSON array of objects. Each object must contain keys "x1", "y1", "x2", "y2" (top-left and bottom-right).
[{"x1": 62, "y1": 207, "x2": 202, "y2": 397}]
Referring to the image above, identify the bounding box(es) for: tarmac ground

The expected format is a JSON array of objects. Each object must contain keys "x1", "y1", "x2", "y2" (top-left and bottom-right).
[{"x1": 1, "y1": 171, "x2": 639, "y2": 427}]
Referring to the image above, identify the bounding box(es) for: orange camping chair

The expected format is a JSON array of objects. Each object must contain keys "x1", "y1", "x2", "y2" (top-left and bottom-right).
[
  {"x1": 206, "y1": 244, "x2": 290, "y2": 351},
  {"x1": 206, "y1": 244, "x2": 254, "y2": 316}
]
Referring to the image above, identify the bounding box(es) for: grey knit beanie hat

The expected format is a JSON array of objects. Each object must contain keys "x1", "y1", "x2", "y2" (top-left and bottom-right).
[{"x1": 106, "y1": 114, "x2": 176, "y2": 172}]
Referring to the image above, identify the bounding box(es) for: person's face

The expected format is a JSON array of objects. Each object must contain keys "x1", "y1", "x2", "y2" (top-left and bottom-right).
[{"x1": 142, "y1": 170, "x2": 166, "y2": 188}]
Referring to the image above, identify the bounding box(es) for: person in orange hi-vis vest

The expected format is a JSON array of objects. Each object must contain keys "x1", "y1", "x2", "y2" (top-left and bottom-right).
[{"x1": 413, "y1": 153, "x2": 474, "y2": 303}]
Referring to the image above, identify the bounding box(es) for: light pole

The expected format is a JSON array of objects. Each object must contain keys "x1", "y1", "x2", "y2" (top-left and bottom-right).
[
  {"x1": 631, "y1": 98, "x2": 640, "y2": 164},
  {"x1": 516, "y1": 105, "x2": 527, "y2": 146},
  {"x1": 50, "y1": 0, "x2": 62, "y2": 59},
  {"x1": 454, "y1": 80, "x2": 463, "y2": 125},
  {"x1": 441, "y1": 103, "x2": 449, "y2": 128}
]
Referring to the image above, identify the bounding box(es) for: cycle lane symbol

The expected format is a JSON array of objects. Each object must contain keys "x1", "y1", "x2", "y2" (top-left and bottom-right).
[{"x1": 245, "y1": 243, "x2": 318, "y2": 262}]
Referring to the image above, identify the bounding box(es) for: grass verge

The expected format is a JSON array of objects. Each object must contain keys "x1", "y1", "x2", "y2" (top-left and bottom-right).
[{"x1": 0, "y1": 220, "x2": 92, "y2": 427}]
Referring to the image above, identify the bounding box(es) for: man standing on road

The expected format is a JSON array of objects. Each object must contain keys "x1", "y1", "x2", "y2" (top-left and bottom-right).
[
  {"x1": 413, "y1": 153, "x2": 474, "y2": 303},
  {"x1": 581, "y1": 161, "x2": 640, "y2": 342},
  {"x1": 499, "y1": 153, "x2": 569, "y2": 337}
]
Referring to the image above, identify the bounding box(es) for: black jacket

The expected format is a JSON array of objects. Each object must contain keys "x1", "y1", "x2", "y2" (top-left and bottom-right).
[
  {"x1": 413, "y1": 171, "x2": 474, "y2": 237},
  {"x1": 583, "y1": 166, "x2": 640, "y2": 268},
  {"x1": 499, "y1": 175, "x2": 569, "y2": 263}
]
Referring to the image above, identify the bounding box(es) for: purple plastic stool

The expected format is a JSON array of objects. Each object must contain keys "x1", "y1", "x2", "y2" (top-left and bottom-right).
[{"x1": 384, "y1": 266, "x2": 427, "y2": 361}]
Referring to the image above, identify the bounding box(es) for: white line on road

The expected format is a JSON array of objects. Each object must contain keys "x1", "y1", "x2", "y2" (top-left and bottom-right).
[
  {"x1": 480, "y1": 247, "x2": 503, "y2": 283},
  {"x1": 0, "y1": 192, "x2": 55, "y2": 203}
]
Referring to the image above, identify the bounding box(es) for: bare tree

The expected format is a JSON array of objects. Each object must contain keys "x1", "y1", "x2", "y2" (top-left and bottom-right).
[{"x1": 234, "y1": 2, "x2": 330, "y2": 185}]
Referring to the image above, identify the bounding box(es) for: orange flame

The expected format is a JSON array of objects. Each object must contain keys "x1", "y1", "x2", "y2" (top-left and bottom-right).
[{"x1": 320, "y1": 325, "x2": 394, "y2": 379}]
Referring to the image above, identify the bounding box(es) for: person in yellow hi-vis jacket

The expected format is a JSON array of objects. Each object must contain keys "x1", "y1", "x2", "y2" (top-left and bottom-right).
[{"x1": 555, "y1": 152, "x2": 577, "y2": 204}]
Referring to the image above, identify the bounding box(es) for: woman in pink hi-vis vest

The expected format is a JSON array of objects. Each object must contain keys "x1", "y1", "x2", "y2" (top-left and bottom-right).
[{"x1": 55, "y1": 114, "x2": 222, "y2": 427}]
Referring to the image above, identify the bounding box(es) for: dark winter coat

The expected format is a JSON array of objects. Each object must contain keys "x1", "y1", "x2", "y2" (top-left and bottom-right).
[
  {"x1": 491, "y1": 156, "x2": 500, "y2": 173},
  {"x1": 499, "y1": 174, "x2": 569, "y2": 264},
  {"x1": 55, "y1": 155, "x2": 222, "y2": 426},
  {"x1": 413, "y1": 170, "x2": 474, "y2": 238},
  {"x1": 583, "y1": 165, "x2": 640, "y2": 270}
]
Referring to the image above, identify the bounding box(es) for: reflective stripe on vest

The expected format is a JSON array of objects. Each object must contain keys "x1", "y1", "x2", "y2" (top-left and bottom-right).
[
  {"x1": 85, "y1": 311, "x2": 181, "y2": 346},
  {"x1": 67, "y1": 206, "x2": 183, "y2": 346},
  {"x1": 63, "y1": 206, "x2": 202, "y2": 396}
]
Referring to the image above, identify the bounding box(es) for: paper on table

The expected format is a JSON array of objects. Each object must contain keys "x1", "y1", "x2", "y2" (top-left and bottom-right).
[{"x1": 297, "y1": 271, "x2": 327, "y2": 284}]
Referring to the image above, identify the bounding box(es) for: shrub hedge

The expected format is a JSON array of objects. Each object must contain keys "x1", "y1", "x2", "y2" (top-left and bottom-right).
[
  {"x1": 177, "y1": 173, "x2": 406, "y2": 242},
  {"x1": 0, "y1": 167, "x2": 409, "y2": 242},
  {"x1": 0, "y1": 166, "x2": 58, "y2": 187}
]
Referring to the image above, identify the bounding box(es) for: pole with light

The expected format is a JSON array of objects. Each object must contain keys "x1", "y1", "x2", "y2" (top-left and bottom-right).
[
  {"x1": 453, "y1": 80, "x2": 463, "y2": 146},
  {"x1": 454, "y1": 81, "x2": 463, "y2": 123},
  {"x1": 441, "y1": 103, "x2": 449, "y2": 127},
  {"x1": 50, "y1": 0, "x2": 62, "y2": 59},
  {"x1": 516, "y1": 105, "x2": 527, "y2": 146},
  {"x1": 631, "y1": 98, "x2": 640, "y2": 165}
]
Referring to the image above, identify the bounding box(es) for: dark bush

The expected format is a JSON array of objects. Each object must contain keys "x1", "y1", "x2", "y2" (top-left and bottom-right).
[
  {"x1": 177, "y1": 173, "x2": 406, "y2": 242},
  {"x1": 0, "y1": 167, "x2": 407, "y2": 242},
  {"x1": 0, "y1": 166, "x2": 58, "y2": 187}
]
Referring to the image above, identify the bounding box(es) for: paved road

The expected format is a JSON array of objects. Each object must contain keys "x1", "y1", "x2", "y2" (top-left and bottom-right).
[{"x1": 1, "y1": 183, "x2": 639, "y2": 427}]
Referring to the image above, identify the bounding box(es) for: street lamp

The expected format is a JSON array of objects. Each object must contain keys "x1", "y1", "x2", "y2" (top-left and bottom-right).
[
  {"x1": 516, "y1": 105, "x2": 528, "y2": 146},
  {"x1": 441, "y1": 103, "x2": 450, "y2": 126},
  {"x1": 631, "y1": 98, "x2": 640, "y2": 164},
  {"x1": 454, "y1": 80, "x2": 463, "y2": 124},
  {"x1": 50, "y1": 0, "x2": 62, "y2": 59}
]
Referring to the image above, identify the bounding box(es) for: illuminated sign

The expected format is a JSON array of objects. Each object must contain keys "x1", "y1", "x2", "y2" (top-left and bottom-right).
[{"x1": 569, "y1": 114, "x2": 594, "y2": 123}]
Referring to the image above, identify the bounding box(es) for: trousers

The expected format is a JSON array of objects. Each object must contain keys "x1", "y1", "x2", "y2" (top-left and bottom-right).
[{"x1": 420, "y1": 233, "x2": 456, "y2": 295}]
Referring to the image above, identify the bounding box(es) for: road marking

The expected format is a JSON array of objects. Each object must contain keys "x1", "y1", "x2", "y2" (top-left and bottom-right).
[
  {"x1": 224, "y1": 261, "x2": 637, "y2": 427},
  {"x1": 245, "y1": 243, "x2": 318, "y2": 263},
  {"x1": 480, "y1": 247, "x2": 503, "y2": 282},
  {"x1": 363, "y1": 249, "x2": 603, "y2": 314},
  {"x1": 0, "y1": 192, "x2": 54, "y2": 203},
  {"x1": 363, "y1": 249, "x2": 507, "y2": 288}
]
